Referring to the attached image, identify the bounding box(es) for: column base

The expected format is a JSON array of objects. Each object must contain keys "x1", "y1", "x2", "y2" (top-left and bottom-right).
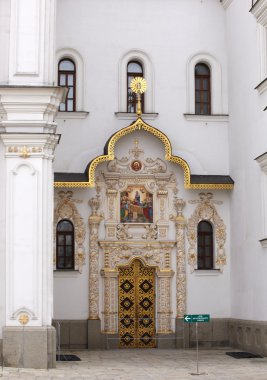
[
  {"x1": 87, "y1": 319, "x2": 105, "y2": 349},
  {"x1": 3, "y1": 326, "x2": 56, "y2": 369},
  {"x1": 157, "y1": 333, "x2": 176, "y2": 348},
  {"x1": 105, "y1": 333, "x2": 119, "y2": 349},
  {"x1": 176, "y1": 318, "x2": 189, "y2": 348}
]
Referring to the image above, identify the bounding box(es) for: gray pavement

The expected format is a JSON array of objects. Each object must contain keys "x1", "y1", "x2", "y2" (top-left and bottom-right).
[{"x1": 1, "y1": 348, "x2": 267, "y2": 379}]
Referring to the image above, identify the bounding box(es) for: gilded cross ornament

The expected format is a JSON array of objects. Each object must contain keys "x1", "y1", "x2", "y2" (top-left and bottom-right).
[{"x1": 130, "y1": 77, "x2": 147, "y2": 117}]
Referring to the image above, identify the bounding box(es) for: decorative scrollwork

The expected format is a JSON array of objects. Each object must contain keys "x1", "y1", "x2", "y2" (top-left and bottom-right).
[
  {"x1": 54, "y1": 191, "x2": 86, "y2": 273},
  {"x1": 116, "y1": 224, "x2": 133, "y2": 240},
  {"x1": 187, "y1": 193, "x2": 226, "y2": 272},
  {"x1": 142, "y1": 224, "x2": 158, "y2": 240}
]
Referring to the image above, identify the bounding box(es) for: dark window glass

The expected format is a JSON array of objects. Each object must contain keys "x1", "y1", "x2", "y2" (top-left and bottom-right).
[
  {"x1": 58, "y1": 59, "x2": 76, "y2": 112},
  {"x1": 56, "y1": 220, "x2": 75, "y2": 270},
  {"x1": 195, "y1": 63, "x2": 211, "y2": 115},
  {"x1": 197, "y1": 221, "x2": 213, "y2": 269},
  {"x1": 127, "y1": 61, "x2": 144, "y2": 113}
]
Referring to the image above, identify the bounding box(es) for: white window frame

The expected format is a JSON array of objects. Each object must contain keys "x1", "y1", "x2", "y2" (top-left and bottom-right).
[
  {"x1": 118, "y1": 50, "x2": 155, "y2": 114},
  {"x1": 186, "y1": 53, "x2": 223, "y2": 116},
  {"x1": 55, "y1": 48, "x2": 86, "y2": 117}
]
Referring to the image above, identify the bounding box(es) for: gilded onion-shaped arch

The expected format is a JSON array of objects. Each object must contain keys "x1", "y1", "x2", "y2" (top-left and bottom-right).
[
  {"x1": 88, "y1": 118, "x2": 191, "y2": 188},
  {"x1": 54, "y1": 118, "x2": 233, "y2": 190}
]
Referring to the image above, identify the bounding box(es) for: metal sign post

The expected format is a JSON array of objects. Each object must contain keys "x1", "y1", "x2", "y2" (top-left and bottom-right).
[{"x1": 184, "y1": 314, "x2": 210, "y2": 376}]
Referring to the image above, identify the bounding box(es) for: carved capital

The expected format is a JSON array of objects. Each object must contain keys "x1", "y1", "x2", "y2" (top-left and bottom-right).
[
  {"x1": 88, "y1": 195, "x2": 101, "y2": 215},
  {"x1": 174, "y1": 198, "x2": 185, "y2": 216}
]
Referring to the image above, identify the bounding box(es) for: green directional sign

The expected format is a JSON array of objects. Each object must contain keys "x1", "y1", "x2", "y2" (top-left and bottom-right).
[{"x1": 184, "y1": 314, "x2": 210, "y2": 323}]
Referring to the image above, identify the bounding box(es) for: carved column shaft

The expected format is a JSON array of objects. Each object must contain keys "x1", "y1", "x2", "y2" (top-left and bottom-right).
[
  {"x1": 102, "y1": 270, "x2": 118, "y2": 333},
  {"x1": 173, "y1": 199, "x2": 186, "y2": 318},
  {"x1": 107, "y1": 189, "x2": 117, "y2": 221},
  {"x1": 157, "y1": 271, "x2": 173, "y2": 333},
  {"x1": 88, "y1": 196, "x2": 103, "y2": 320},
  {"x1": 157, "y1": 190, "x2": 168, "y2": 222}
]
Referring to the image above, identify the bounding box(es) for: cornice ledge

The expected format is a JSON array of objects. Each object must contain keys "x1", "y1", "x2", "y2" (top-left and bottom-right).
[
  {"x1": 259, "y1": 238, "x2": 267, "y2": 248},
  {"x1": 56, "y1": 111, "x2": 89, "y2": 120},
  {"x1": 184, "y1": 114, "x2": 229, "y2": 122},
  {"x1": 115, "y1": 112, "x2": 158, "y2": 120},
  {"x1": 0, "y1": 86, "x2": 67, "y2": 133},
  {"x1": 250, "y1": 0, "x2": 267, "y2": 27},
  {"x1": 255, "y1": 151, "x2": 267, "y2": 174},
  {"x1": 255, "y1": 77, "x2": 267, "y2": 94},
  {"x1": 194, "y1": 269, "x2": 221, "y2": 276},
  {"x1": 221, "y1": 0, "x2": 234, "y2": 10}
]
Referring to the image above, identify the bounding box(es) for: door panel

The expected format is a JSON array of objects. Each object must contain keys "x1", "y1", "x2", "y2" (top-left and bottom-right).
[{"x1": 118, "y1": 259, "x2": 156, "y2": 348}]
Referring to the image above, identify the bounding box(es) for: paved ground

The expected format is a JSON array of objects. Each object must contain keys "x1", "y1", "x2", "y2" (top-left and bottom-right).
[{"x1": 1, "y1": 348, "x2": 267, "y2": 379}]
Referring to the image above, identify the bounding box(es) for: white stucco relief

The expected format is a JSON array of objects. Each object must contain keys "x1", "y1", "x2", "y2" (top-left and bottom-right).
[
  {"x1": 187, "y1": 192, "x2": 227, "y2": 273},
  {"x1": 54, "y1": 190, "x2": 86, "y2": 273},
  {"x1": 94, "y1": 139, "x2": 185, "y2": 333}
]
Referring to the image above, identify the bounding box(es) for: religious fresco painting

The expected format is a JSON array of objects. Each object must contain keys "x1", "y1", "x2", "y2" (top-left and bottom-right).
[{"x1": 120, "y1": 186, "x2": 153, "y2": 223}]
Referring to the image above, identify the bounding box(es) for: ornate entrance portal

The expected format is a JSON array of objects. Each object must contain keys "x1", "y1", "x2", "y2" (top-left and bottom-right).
[
  {"x1": 88, "y1": 137, "x2": 188, "y2": 348},
  {"x1": 118, "y1": 259, "x2": 156, "y2": 348}
]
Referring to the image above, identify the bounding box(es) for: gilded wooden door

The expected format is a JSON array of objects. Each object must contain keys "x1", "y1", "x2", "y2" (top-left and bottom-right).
[{"x1": 118, "y1": 259, "x2": 156, "y2": 348}]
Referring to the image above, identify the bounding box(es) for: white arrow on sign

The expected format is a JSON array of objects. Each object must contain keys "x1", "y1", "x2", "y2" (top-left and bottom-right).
[{"x1": 184, "y1": 316, "x2": 190, "y2": 322}]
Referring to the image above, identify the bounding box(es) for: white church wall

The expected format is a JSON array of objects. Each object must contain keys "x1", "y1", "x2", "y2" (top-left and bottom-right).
[
  {"x1": 0, "y1": 140, "x2": 6, "y2": 338},
  {"x1": 185, "y1": 190, "x2": 231, "y2": 318},
  {"x1": 227, "y1": 0, "x2": 267, "y2": 321},
  {"x1": 53, "y1": 188, "x2": 92, "y2": 319},
  {"x1": 0, "y1": 0, "x2": 10, "y2": 84},
  {"x1": 54, "y1": 0, "x2": 230, "y2": 177}
]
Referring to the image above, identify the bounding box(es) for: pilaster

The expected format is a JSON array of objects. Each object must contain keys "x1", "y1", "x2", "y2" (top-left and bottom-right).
[
  {"x1": 157, "y1": 269, "x2": 174, "y2": 333},
  {"x1": 9, "y1": 0, "x2": 56, "y2": 85},
  {"x1": 88, "y1": 195, "x2": 103, "y2": 320},
  {"x1": 101, "y1": 269, "x2": 118, "y2": 333},
  {"x1": 171, "y1": 198, "x2": 187, "y2": 318}
]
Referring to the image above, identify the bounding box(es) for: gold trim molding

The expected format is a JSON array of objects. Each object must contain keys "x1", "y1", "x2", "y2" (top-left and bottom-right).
[{"x1": 54, "y1": 117, "x2": 234, "y2": 190}]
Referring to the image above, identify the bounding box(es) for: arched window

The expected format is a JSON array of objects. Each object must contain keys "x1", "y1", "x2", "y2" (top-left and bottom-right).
[
  {"x1": 58, "y1": 59, "x2": 76, "y2": 112},
  {"x1": 197, "y1": 221, "x2": 213, "y2": 269},
  {"x1": 56, "y1": 220, "x2": 75, "y2": 269},
  {"x1": 127, "y1": 61, "x2": 144, "y2": 113},
  {"x1": 195, "y1": 63, "x2": 211, "y2": 115}
]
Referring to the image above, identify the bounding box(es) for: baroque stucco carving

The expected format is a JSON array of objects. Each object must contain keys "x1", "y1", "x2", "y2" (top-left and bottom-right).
[
  {"x1": 88, "y1": 194, "x2": 103, "y2": 320},
  {"x1": 170, "y1": 193, "x2": 187, "y2": 318},
  {"x1": 97, "y1": 139, "x2": 176, "y2": 241},
  {"x1": 187, "y1": 192, "x2": 226, "y2": 272},
  {"x1": 95, "y1": 140, "x2": 180, "y2": 334},
  {"x1": 116, "y1": 224, "x2": 133, "y2": 240},
  {"x1": 54, "y1": 191, "x2": 86, "y2": 273}
]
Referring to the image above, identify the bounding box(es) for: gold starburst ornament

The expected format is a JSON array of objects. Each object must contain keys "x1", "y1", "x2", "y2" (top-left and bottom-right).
[
  {"x1": 130, "y1": 77, "x2": 147, "y2": 117},
  {"x1": 130, "y1": 77, "x2": 147, "y2": 94}
]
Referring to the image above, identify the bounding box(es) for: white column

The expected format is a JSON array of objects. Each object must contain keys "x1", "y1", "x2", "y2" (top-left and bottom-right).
[
  {"x1": 256, "y1": 153, "x2": 267, "y2": 246},
  {"x1": 1, "y1": 134, "x2": 59, "y2": 327},
  {"x1": 9, "y1": 0, "x2": 56, "y2": 85},
  {"x1": 0, "y1": 0, "x2": 65, "y2": 368}
]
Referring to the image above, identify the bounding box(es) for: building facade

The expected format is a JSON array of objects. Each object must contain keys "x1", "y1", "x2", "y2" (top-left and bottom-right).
[{"x1": 0, "y1": 0, "x2": 267, "y2": 369}]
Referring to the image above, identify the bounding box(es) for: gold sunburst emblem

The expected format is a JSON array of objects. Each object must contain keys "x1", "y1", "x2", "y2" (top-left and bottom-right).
[{"x1": 130, "y1": 77, "x2": 147, "y2": 94}]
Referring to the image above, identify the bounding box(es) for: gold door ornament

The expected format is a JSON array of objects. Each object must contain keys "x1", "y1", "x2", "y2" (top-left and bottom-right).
[{"x1": 118, "y1": 259, "x2": 156, "y2": 348}]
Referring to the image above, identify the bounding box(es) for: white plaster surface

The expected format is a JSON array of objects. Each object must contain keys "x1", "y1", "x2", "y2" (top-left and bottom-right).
[
  {"x1": 226, "y1": 0, "x2": 267, "y2": 321},
  {"x1": 54, "y1": 0, "x2": 229, "y2": 176}
]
